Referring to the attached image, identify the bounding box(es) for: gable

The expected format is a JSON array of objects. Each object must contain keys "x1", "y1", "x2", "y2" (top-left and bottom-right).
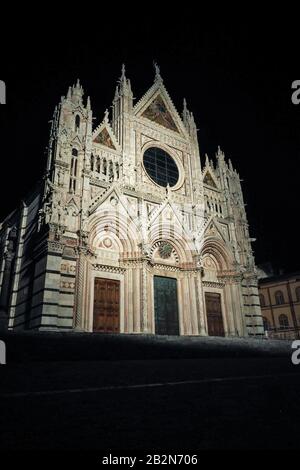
[
  {"x1": 205, "y1": 220, "x2": 226, "y2": 243},
  {"x1": 203, "y1": 171, "x2": 218, "y2": 189},
  {"x1": 142, "y1": 94, "x2": 179, "y2": 133},
  {"x1": 93, "y1": 127, "x2": 116, "y2": 149}
]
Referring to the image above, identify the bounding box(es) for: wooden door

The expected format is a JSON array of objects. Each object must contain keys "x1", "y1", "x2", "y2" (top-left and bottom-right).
[
  {"x1": 205, "y1": 292, "x2": 225, "y2": 337},
  {"x1": 93, "y1": 278, "x2": 120, "y2": 333},
  {"x1": 154, "y1": 276, "x2": 179, "y2": 335}
]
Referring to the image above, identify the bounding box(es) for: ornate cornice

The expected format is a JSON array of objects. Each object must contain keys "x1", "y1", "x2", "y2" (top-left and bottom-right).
[
  {"x1": 47, "y1": 240, "x2": 64, "y2": 254},
  {"x1": 92, "y1": 263, "x2": 126, "y2": 274},
  {"x1": 217, "y1": 270, "x2": 242, "y2": 284},
  {"x1": 203, "y1": 281, "x2": 225, "y2": 288}
]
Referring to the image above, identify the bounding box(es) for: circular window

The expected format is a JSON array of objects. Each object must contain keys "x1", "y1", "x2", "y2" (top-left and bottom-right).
[{"x1": 143, "y1": 147, "x2": 179, "y2": 188}]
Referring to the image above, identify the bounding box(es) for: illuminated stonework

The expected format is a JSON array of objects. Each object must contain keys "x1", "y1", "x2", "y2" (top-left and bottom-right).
[{"x1": 0, "y1": 67, "x2": 263, "y2": 337}]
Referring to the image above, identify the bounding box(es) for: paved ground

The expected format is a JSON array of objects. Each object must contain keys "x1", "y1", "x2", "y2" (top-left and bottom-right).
[{"x1": 0, "y1": 334, "x2": 299, "y2": 450}]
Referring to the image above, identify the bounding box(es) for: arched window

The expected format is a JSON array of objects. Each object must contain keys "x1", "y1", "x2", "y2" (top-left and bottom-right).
[
  {"x1": 69, "y1": 148, "x2": 78, "y2": 193},
  {"x1": 259, "y1": 294, "x2": 266, "y2": 307},
  {"x1": 96, "y1": 156, "x2": 100, "y2": 173},
  {"x1": 90, "y1": 154, "x2": 94, "y2": 172},
  {"x1": 75, "y1": 115, "x2": 80, "y2": 131},
  {"x1": 279, "y1": 314, "x2": 289, "y2": 330},
  {"x1": 295, "y1": 286, "x2": 300, "y2": 302},
  {"x1": 103, "y1": 159, "x2": 107, "y2": 175},
  {"x1": 275, "y1": 290, "x2": 284, "y2": 305},
  {"x1": 109, "y1": 161, "x2": 114, "y2": 182},
  {"x1": 263, "y1": 316, "x2": 270, "y2": 331}
]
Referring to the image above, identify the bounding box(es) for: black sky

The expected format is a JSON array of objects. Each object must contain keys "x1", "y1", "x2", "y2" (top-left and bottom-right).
[{"x1": 0, "y1": 18, "x2": 299, "y2": 272}]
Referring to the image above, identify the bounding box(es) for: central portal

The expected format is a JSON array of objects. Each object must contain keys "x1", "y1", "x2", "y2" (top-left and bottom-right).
[
  {"x1": 93, "y1": 278, "x2": 120, "y2": 333},
  {"x1": 154, "y1": 276, "x2": 179, "y2": 335}
]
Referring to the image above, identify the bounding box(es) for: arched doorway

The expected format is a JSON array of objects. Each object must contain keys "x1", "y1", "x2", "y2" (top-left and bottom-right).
[
  {"x1": 201, "y1": 236, "x2": 235, "y2": 337},
  {"x1": 154, "y1": 275, "x2": 179, "y2": 335},
  {"x1": 205, "y1": 291, "x2": 225, "y2": 337}
]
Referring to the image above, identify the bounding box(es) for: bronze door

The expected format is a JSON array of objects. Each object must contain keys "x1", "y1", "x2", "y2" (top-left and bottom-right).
[
  {"x1": 93, "y1": 278, "x2": 120, "y2": 333},
  {"x1": 154, "y1": 276, "x2": 179, "y2": 335},
  {"x1": 205, "y1": 292, "x2": 225, "y2": 337}
]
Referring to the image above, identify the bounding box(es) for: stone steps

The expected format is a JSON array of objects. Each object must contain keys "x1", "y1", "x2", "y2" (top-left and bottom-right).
[{"x1": 0, "y1": 331, "x2": 292, "y2": 363}]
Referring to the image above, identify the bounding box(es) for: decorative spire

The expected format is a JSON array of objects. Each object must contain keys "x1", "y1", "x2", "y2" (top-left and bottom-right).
[
  {"x1": 86, "y1": 96, "x2": 91, "y2": 111},
  {"x1": 120, "y1": 63, "x2": 126, "y2": 82},
  {"x1": 118, "y1": 63, "x2": 127, "y2": 86},
  {"x1": 182, "y1": 98, "x2": 189, "y2": 122},
  {"x1": 153, "y1": 61, "x2": 162, "y2": 82},
  {"x1": 70, "y1": 79, "x2": 84, "y2": 104},
  {"x1": 114, "y1": 85, "x2": 120, "y2": 101},
  {"x1": 216, "y1": 146, "x2": 224, "y2": 160},
  {"x1": 104, "y1": 108, "x2": 109, "y2": 123}
]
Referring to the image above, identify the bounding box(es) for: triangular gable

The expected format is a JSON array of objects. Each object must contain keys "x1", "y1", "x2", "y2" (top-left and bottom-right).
[
  {"x1": 87, "y1": 185, "x2": 141, "y2": 235},
  {"x1": 203, "y1": 170, "x2": 218, "y2": 189},
  {"x1": 142, "y1": 94, "x2": 179, "y2": 133},
  {"x1": 93, "y1": 127, "x2": 116, "y2": 149},
  {"x1": 204, "y1": 219, "x2": 226, "y2": 243},
  {"x1": 148, "y1": 199, "x2": 192, "y2": 238},
  {"x1": 88, "y1": 185, "x2": 119, "y2": 215},
  {"x1": 66, "y1": 197, "x2": 79, "y2": 209},
  {"x1": 71, "y1": 135, "x2": 82, "y2": 146},
  {"x1": 88, "y1": 185, "x2": 134, "y2": 219},
  {"x1": 134, "y1": 81, "x2": 188, "y2": 138}
]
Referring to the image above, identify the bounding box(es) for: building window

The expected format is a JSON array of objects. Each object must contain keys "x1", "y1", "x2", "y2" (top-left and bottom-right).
[
  {"x1": 96, "y1": 156, "x2": 100, "y2": 173},
  {"x1": 109, "y1": 161, "x2": 114, "y2": 182},
  {"x1": 263, "y1": 316, "x2": 271, "y2": 331},
  {"x1": 143, "y1": 147, "x2": 179, "y2": 188},
  {"x1": 69, "y1": 148, "x2": 78, "y2": 193},
  {"x1": 275, "y1": 290, "x2": 284, "y2": 305},
  {"x1": 75, "y1": 115, "x2": 80, "y2": 131},
  {"x1": 279, "y1": 314, "x2": 289, "y2": 330},
  {"x1": 259, "y1": 294, "x2": 266, "y2": 307},
  {"x1": 295, "y1": 286, "x2": 300, "y2": 302},
  {"x1": 90, "y1": 154, "x2": 94, "y2": 171}
]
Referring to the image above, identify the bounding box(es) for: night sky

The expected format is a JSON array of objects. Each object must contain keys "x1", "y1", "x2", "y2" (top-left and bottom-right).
[{"x1": 0, "y1": 19, "x2": 299, "y2": 272}]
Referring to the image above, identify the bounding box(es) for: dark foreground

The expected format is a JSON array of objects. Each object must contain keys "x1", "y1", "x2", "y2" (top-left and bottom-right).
[{"x1": 0, "y1": 333, "x2": 299, "y2": 450}]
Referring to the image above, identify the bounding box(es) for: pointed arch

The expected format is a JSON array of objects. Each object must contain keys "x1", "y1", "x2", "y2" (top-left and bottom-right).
[
  {"x1": 148, "y1": 222, "x2": 196, "y2": 264},
  {"x1": 75, "y1": 114, "x2": 80, "y2": 131},
  {"x1": 201, "y1": 236, "x2": 235, "y2": 271},
  {"x1": 87, "y1": 210, "x2": 142, "y2": 255}
]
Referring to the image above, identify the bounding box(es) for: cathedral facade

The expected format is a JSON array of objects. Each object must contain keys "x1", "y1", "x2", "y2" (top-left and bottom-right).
[{"x1": 0, "y1": 66, "x2": 263, "y2": 336}]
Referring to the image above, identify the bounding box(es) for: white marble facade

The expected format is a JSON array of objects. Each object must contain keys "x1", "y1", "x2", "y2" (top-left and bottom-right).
[{"x1": 0, "y1": 65, "x2": 264, "y2": 336}]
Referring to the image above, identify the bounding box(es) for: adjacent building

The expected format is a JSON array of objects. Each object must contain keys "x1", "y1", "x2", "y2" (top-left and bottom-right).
[{"x1": 259, "y1": 272, "x2": 300, "y2": 339}]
